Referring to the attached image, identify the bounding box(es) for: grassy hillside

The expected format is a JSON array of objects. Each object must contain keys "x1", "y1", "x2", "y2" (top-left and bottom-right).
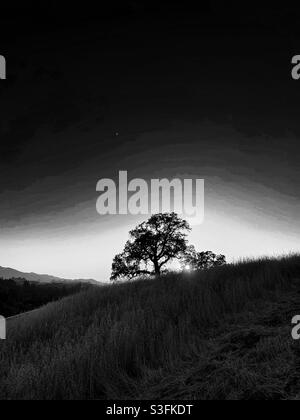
[{"x1": 1, "y1": 255, "x2": 300, "y2": 400}]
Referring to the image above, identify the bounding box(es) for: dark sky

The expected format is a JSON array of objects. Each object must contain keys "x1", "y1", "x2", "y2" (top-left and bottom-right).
[{"x1": 0, "y1": 2, "x2": 299, "y2": 280}]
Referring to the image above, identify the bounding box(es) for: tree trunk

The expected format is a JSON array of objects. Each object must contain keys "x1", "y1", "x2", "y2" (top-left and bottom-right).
[{"x1": 153, "y1": 259, "x2": 160, "y2": 276}]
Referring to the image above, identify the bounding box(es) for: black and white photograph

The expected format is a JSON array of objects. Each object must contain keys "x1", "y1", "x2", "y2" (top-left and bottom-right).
[{"x1": 0, "y1": 1, "x2": 300, "y2": 405}]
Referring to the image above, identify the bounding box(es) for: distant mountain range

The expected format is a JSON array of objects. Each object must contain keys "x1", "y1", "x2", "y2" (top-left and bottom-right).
[{"x1": 0, "y1": 266, "x2": 100, "y2": 285}]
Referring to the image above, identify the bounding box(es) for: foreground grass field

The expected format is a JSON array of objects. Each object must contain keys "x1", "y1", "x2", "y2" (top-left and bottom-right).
[{"x1": 1, "y1": 255, "x2": 300, "y2": 400}]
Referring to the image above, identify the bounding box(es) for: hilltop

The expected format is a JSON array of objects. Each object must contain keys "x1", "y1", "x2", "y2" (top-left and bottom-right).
[{"x1": 1, "y1": 255, "x2": 300, "y2": 400}]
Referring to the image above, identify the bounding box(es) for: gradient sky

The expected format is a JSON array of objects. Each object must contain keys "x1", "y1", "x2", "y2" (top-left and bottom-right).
[{"x1": 0, "y1": 3, "x2": 299, "y2": 281}]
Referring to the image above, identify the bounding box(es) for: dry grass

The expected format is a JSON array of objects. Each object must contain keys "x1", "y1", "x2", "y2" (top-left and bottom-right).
[{"x1": 0, "y1": 255, "x2": 300, "y2": 400}]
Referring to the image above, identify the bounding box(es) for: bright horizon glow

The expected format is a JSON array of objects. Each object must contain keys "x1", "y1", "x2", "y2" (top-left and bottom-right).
[
  {"x1": 0, "y1": 210, "x2": 299, "y2": 282},
  {"x1": 1, "y1": 122, "x2": 299, "y2": 282}
]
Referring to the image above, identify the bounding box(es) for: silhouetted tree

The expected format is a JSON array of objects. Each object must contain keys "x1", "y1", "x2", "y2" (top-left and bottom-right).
[
  {"x1": 181, "y1": 246, "x2": 226, "y2": 271},
  {"x1": 111, "y1": 213, "x2": 191, "y2": 281}
]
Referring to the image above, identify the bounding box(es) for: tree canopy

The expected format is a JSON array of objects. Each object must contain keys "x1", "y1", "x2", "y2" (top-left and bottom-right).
[
  {"x1": 182, "y1": 246, "x2": 226, "y2": 271},
  {"x1": 111, "y1": 213, "x2": 226, "y2": 281},
  {"x1": 111, "y1": 213, "x2": 191, "y2": 281}
]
